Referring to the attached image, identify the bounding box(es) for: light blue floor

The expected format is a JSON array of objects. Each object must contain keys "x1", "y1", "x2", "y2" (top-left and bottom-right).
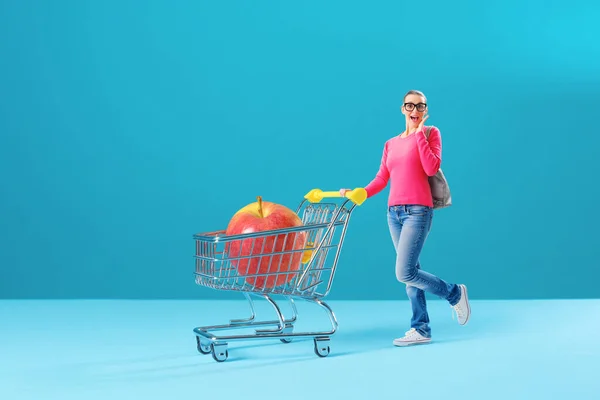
[{"x1": 2, "y1": 298, "x2": 599, "y2": 399}]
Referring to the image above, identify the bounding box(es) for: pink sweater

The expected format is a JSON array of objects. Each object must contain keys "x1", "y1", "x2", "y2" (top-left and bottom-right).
[{"x1": 364, "y1": 126, "x2": 442, "y2": 207}]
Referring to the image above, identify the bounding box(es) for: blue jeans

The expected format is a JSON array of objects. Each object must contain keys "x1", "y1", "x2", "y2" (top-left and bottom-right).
[{"x1": 387, "y1": 205, "x2": 461, "y2": 337}]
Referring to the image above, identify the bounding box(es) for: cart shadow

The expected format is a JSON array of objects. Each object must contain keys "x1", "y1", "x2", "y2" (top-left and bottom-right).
[
  {"x1": 91, "y1": 338, "x2": 339, "y2": 382},
  {"x1": 90, "y1": 320, "x2": 487, "y2": 382}
]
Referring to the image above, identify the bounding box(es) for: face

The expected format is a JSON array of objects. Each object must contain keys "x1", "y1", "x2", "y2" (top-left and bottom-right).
[{"x1": 402, "y1": 94, "x2": 428, "y2": 128}]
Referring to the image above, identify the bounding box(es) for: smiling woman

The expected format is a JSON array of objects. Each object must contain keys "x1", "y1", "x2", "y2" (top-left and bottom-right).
[{"x1": 339, "y1": 89, "x2": 471, "y2": 347}]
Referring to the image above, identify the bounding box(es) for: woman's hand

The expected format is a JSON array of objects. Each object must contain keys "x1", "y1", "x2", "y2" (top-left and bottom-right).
[
  {"x1": 417, "y1": 114, "x2": 429, "y2": 133},
  {"x1": 339, "y1": 188, "x2": 351, "y2": 197}
]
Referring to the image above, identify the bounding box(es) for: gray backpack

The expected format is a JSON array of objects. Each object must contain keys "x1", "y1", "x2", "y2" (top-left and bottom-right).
[{"x1": 426, "y1": 127, "x2": 452, "y2": 209}]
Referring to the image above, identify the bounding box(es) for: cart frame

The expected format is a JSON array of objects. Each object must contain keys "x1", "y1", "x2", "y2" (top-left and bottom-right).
[{"x1": 192, "y1": 188, "x2": 366, "y2": 362}]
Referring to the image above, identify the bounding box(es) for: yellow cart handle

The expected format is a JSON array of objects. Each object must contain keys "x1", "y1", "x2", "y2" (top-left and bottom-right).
[{"x1": 304, "y1": 188, "x2": 367, "y2": 206}]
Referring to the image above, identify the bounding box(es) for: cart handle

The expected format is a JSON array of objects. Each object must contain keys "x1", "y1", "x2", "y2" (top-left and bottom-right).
[{"x1": 304, "y1": 188, "x2": 367, "y2": 206}]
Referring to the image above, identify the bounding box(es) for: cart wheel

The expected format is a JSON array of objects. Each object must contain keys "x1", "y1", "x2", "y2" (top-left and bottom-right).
[
  {"x1": 211, "y1": 343, "x2": 228, "y2": 362},
  {"x1": 281, "y1": 323, "x2": 293, "y2": 343},
  {"x1": 313, "y1": 337, "x2": 330, "y2": 358},
  {"x1": 196, "y1": 336, "x2": 211, "y2": 355}
]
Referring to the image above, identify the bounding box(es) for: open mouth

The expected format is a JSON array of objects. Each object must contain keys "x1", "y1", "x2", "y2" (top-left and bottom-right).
[{"x1": 410, "y1": 116, "x2": 419, "y2": 123}]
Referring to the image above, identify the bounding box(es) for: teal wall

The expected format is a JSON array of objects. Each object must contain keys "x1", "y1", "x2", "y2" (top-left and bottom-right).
[{"x1": 1, "y1": 0, "x2": 599, "y2": 300}]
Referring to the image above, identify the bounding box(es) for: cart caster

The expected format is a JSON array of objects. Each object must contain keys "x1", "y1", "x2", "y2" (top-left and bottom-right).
[
  {"x1": 196, "y1": 336, "x2": 211, "y2": 355},
  {"x1": 211, "y1": 343, "x2": 229, "y2": 362},
  {"x1": 280, "y1": 323, "x2": 294, "y2": 343},
  {"x1": 313, "y1": 337, "x2": 330, "y2": 358}
]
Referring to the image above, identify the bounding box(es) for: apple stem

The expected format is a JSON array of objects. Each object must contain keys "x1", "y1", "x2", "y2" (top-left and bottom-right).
[{"x1": 257, "y1": 196, "x2": 263, "y2": 218}]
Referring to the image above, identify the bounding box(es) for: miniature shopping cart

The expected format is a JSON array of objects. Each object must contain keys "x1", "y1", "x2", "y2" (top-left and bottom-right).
[{"x1": 192, "y1": 188, "x2": 367, "y2": 362}]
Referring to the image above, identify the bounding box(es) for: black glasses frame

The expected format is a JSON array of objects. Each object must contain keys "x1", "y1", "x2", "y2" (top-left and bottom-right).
[{"x1": 403, "y1": 102, "x2": 427, "y2": 112}]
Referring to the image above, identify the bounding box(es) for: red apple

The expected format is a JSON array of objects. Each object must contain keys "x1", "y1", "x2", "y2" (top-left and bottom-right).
[{"x1": 225, "y1": 196, "x2": 307, "y2": 289}]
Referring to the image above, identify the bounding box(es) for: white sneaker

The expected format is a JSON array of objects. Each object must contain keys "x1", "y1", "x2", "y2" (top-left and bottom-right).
[
  {"x1": 451, "y1": 284, "x2": 471, "y2": 325},
  {"x1": 393, "y1": 328, "x2": 431, "y2": 347}
]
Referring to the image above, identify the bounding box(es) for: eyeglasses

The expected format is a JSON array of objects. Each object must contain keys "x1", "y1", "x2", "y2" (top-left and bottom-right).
[{"x1": 403, "y1": 102, "x2": 427, "y2": 112}]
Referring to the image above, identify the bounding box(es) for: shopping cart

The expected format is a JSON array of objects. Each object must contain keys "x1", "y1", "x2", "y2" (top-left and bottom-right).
[{"x1": 192, "y1": 188, "x2": 367, "y2": 362}]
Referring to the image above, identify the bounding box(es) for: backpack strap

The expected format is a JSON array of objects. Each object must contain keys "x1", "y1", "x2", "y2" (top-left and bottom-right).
[{"x1": 425, "y1": 126, "x2": 431, "y2": 139}]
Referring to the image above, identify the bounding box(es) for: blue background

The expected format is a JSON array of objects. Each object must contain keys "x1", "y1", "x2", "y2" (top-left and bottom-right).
[{"x1": 1, "y1": 0, "x2": 599, "y2": 300}]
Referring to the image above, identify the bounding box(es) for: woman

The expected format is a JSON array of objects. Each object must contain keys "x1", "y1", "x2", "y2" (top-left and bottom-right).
[{"x1": 340, "y1": 90, "x2": 470, "y2": 346}]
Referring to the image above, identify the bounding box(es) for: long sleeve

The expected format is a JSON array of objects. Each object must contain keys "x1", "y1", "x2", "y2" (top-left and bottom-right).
[
  {"x1": 415, "y1": 126, "x2": 442, "y2": 176},
  {"x1": 364, "y1": 141, "x2": 390, "y2": 198}
]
